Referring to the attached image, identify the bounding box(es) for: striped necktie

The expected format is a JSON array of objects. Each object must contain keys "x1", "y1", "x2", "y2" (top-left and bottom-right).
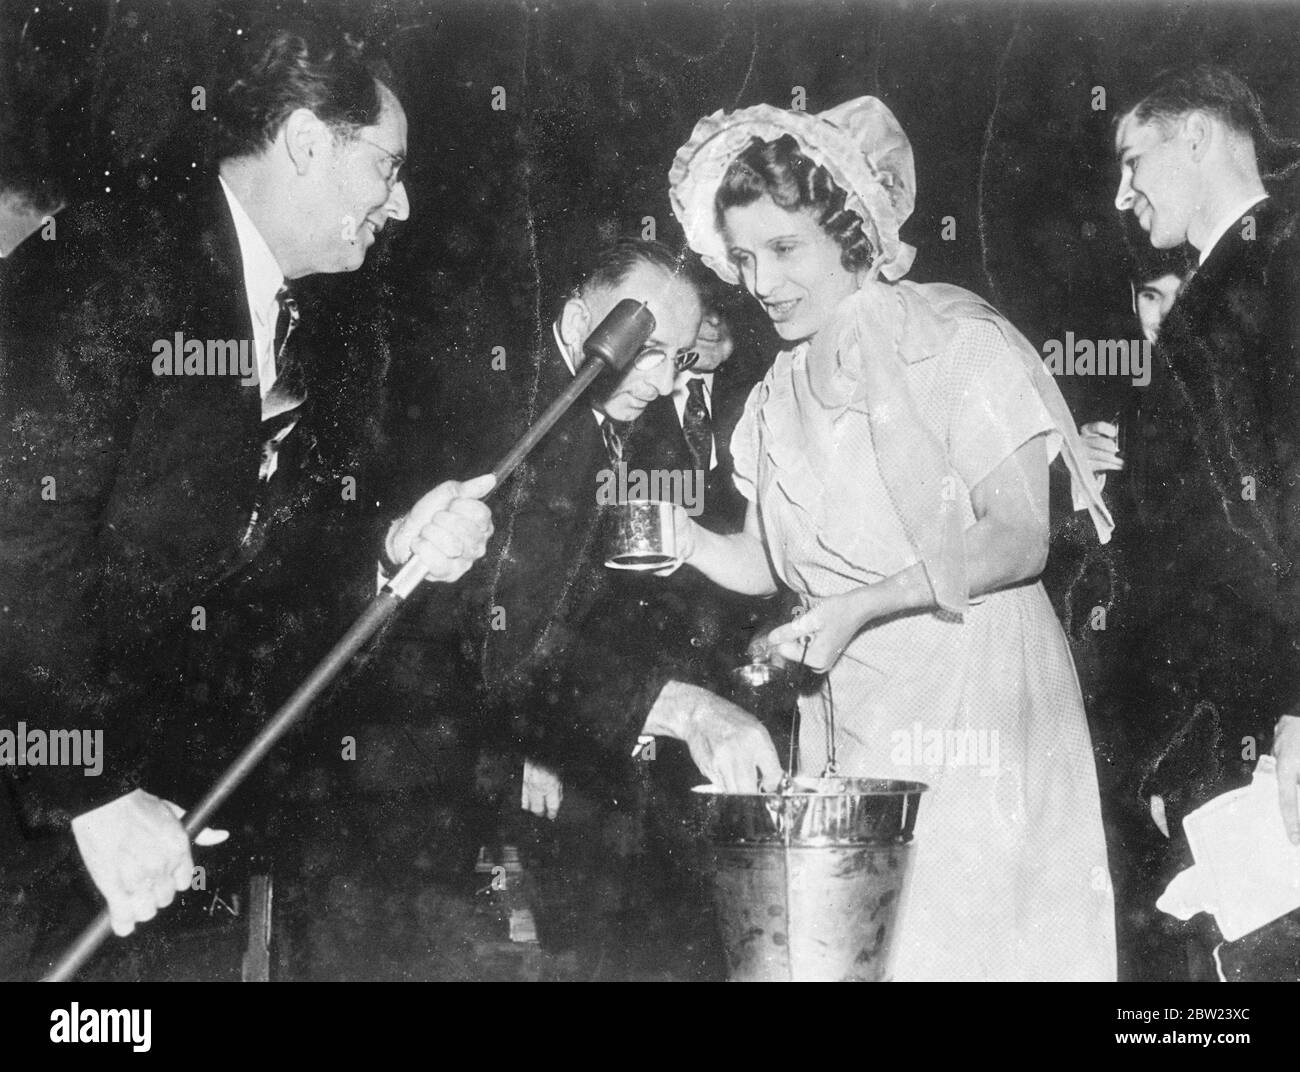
[
  {"x1": 682, "y1": 376, "x2": 713, "y2": 470},
  {"x1": 258, "y1": 286, "x2": 306, "y2": 481},
  {"x1": 602, "y1": 419, "x2": 627, "y2": 466},
  {"x1": 264, "y1": 285, "x2": 306, "y2": 420},
  {"x1": 274, "y1": 285, "x2": 298, "y2": 378}
]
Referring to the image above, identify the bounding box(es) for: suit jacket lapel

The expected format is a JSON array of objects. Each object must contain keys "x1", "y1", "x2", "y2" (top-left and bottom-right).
[
  {"x1": 626, "y1": 394, "x2": 691, "y2": 473},
  {"x1": 102, "y1": 178, "x2": 267, "y2": 587},
  {"x1": 482, "y1": 333, "x2": 608, "y2": 680}
]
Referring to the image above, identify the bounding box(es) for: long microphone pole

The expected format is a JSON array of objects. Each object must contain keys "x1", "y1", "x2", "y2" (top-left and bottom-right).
[{"x1": 41, "y1": 299, "x2": 656, "y2": 982}]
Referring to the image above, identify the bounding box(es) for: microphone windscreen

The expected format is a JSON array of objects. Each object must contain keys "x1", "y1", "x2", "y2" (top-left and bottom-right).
[{"x1": 582, "y1": 298, "x2": 655, "y2": 372}]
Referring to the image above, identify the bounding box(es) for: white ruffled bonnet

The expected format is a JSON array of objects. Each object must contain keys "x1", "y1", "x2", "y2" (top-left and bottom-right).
[{"x1": 668, "y1": 96, "x2": 918, "y2": 284}]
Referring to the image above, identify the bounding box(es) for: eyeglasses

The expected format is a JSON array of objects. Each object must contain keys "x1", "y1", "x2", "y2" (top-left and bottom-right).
[
  {"x1": 353, "y1": 135, "x2": 406, "y2": 191},
  {"x1": 633, "y1": 347, "x2": 700, "y2": 373}
]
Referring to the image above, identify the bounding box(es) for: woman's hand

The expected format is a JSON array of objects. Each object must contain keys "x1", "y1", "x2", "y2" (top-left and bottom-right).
[
  {"x1": 764, "y1": 589, "x2": 879, "y2": 673},
  {"x1": 1079, "y1": 421, "x2": 1124, "y2": 488},
  {"x1": 657, "y1": 500, "x2": 780, "y2": 595},
  {"x1": 652, "y1": 503, "x2": 699, "y2": 576},
  {"x1": 746, "y1": 629, "x2": 791, "y2": 671}
]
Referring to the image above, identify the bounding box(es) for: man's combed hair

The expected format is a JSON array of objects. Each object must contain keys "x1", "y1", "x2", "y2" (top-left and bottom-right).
[
  {"x1": 213, "y1": 26, "x2": 395, "y2": 162},
  {"x1": 1132, "y1": 65, "x2": 1268, "y2": 141},
  {"x1": 576, "y1": 237, "x2": 691, "y2": 298},
  {"x1": 1132, "y1": 242, "x2": 1193, "y2": 286},
  {"x1": 1129, "y1": 64, "x2": 1300, "y2": 179},
  {"x1": 715, "y1": 134, "x2": 876, "y2": 273}
]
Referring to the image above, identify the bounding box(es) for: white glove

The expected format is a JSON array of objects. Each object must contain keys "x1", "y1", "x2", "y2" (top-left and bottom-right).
[
  {"x1": 71, "y1": 789, "x2": 229, "y2": 936},
  {"x1": 521, "y1": 760, "x2": 563, "y2": 820}
]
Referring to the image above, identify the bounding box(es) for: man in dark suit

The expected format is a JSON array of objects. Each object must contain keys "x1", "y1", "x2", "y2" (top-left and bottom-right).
[
  {"x1": 600, "y1": 299, "x2": 794, "y2": 969},
  {"x1": 457, "y1": 243, "x2": 780, "y2": 972},
  {"x1": 470, "y1": 242, "x2": 781, "y2": 805},
  {"x1": 1110, "y1": 64, "x2": 1300, "y2": 979},
  {"x1": 516, "y1": 298, "x2": 783, "y2": 818},
  {"x1": 627, "y1": 302, "x2": 752, "y2": 532},
  {"x1": 0, "y1": 26, "x2": 493, "y2": 965}
]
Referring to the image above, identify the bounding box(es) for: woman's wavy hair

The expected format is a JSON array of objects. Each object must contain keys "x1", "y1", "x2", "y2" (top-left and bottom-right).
[{"x1": 714, "y1": 134, "x2": 876, "y2": 273}]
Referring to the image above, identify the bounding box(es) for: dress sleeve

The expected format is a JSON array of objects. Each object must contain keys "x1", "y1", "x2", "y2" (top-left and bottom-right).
[
  {"x1": 729, "y1": 380, "x2": 764, "y2": 503},
  {"x1": 948, "y1": 319, "x2": 1056, "y2": 490}
]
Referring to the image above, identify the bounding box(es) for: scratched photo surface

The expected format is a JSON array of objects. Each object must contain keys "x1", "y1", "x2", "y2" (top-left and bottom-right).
[{"x1": 3, "y1": 0, "x2": 1300, "y2": 983}]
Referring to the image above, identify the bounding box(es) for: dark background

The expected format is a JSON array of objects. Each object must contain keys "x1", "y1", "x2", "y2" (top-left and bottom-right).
[
  {"x1": 6, "y1": 0, "x2": 1300, "y2": 479},
  {"x1": 7, "y1": 0, "x2": 1300, "y2": 415},
  {"x1": 7, "y1": 0, "x2": 1300, "y2": 525},
  {"x1": 5, "y1": 0, "x2": 1300, "y2": 980},
  {"x1": 7, "y1": 0, "x2": 1298, "y2": 590}
]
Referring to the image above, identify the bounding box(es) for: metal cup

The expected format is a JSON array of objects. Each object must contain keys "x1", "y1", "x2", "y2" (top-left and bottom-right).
[{"x1": 605, "y1": 499, "x2": 680, "y2": 570}]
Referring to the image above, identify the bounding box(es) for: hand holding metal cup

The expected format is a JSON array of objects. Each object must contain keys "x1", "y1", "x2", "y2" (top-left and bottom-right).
[
  {"x1": 731, "y1": 602, "x2": 808, "y2": 690},
  {"x1": 732, "y1": 630, "x2": 789, "y2": 688},
  {"x1": 605, "y1": 499, "x2": 700, "y2": 574},
  {"x1": 604, "y1": 498, "x2": 682, "y2": 570},
  {"x1": 654, "y1": 502, "x2": 698, "y2": 575}
]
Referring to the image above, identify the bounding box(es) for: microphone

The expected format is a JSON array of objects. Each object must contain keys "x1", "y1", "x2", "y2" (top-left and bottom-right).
[
  {"x1": 42, "y1": 297, "x2": 659, "y2": 982},
  {"x1": 582, "y1": 298, "x2": 655, "y2": 371},
  {"x1": 387, "y1": 300, "x2": 654, "y2": 595}
]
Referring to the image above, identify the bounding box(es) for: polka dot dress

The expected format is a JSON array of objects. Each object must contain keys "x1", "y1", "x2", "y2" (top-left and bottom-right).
[{"x1": 732, "y1": 321, "x2": 1117, "y2": 981}]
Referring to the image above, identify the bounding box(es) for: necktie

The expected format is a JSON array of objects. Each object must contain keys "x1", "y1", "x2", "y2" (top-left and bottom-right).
[
  {"x1": 601, "y1": 419, "x2": 627, "y2": 466},
  {"x1": 273, "y1": 285, "x2": 298, "y2": 376},
  {"x1": 266, "y1": 285, "x2": 306, "y2": 409},
  {"x1": 259, "y1": 286, "x2": 306, "y2": 480},
  {"x1": 682, "y1": 377, "x2": 713, "y2": 470}
]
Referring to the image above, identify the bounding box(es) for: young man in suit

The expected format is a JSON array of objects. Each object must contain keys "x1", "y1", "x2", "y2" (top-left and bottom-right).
[
  {"x1": 1109, "y1": 64, "x2": 1300, "y2": 980},
  {"x1": 0, "y1": 25, "x2": 493, "y2": 966}
]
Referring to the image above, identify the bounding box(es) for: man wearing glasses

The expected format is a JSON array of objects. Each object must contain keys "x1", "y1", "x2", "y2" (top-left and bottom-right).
[
  {"x1": 454, "y1": 238, "x2": 777, "y2": 967},
  {"x1": 469, "y1": 239, "x2": 780, "y2": 811},
  {"x1": 0, "y1": 25, "x2": 492, "y2": 962}
]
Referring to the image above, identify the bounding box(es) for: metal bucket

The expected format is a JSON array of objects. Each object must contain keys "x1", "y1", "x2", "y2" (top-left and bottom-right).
[{"x1": 694, "y1": 777, "x2": 927, "y2": 982}]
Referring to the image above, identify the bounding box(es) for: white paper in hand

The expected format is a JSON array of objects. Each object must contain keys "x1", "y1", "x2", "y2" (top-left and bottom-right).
[{"x1": 1157, "y1": 757, "x2": 1300, "y2": 941}]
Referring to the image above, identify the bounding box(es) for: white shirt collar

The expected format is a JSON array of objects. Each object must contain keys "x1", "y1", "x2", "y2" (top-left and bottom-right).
[
  {"x1": 553, "y1": 321, "x2": 576, "y2": 375},
  {"x1": 1197, "y1": 193, "x2": 1268, "y2": 266},
  {"x1": 218, "y1": 175, "x2": 285, "y2": 324}
]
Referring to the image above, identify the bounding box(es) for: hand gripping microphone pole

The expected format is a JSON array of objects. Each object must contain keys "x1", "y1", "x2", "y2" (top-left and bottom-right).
[{"x1": 41, "y1": 298, "x2": 656, "y2": 982}]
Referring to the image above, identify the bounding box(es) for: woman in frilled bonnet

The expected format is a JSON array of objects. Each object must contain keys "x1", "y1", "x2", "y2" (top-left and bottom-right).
[{"x1": 666, "y1": 97, "x2": 1117, "y2": 981}]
